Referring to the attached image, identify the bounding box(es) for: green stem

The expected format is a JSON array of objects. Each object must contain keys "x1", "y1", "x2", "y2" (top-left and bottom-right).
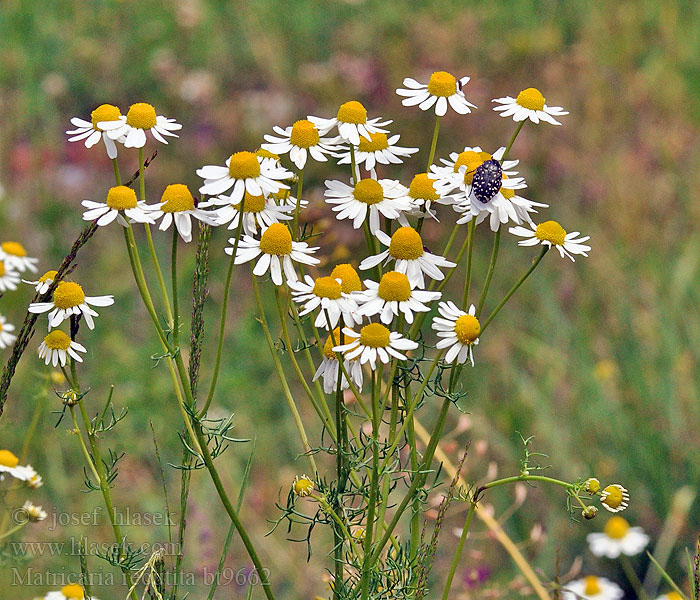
[
  {"x1": 350, "y1": 146, "x2": 357, "y2": 185},
  {"x1": 0, "y1": 522, "x2": 27, "y2": 541},
  {"x1": 620, "y1": 555, "x2": 651, "y2": 600},
  {"x1": 417, "y1": 115, "x2": 441, "y2": 234},
  {"x1": 475, "y1": 226, "x2": 500, "y2": 315},
  {"x1": 144, "y1": 222, "x2": 174, "y2": 329},
  {"x1": 440, "y1": 502, "x2": 477, "y2": 600},
  {"x1": 461, "y1": 219, "x2": 476, "y2": 309},
  {"x1": 293, "y1": 168, "x2": 304, "y2": 240},
  {"x1": 502, "y1": 121, "x2": 525, "y2": 161},
  {"x1": 112, "y1": 158, "x2": 122, "y2": 186},
  {"x1": 171, "y1": 227, "x2": 179, "y2": 347}
]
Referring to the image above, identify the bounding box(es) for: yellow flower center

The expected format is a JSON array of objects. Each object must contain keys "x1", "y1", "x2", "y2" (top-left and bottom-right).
[
  {"x1": 378, "y1": 271, "x2": 411, "y2": 302},
  {"x1": 44, "y1": 330, "x2": 72, "y2": 351},
  {"x1": 106, "y1": 185, "x2": 138, "y2": 210},
  {"x1": 500, "y1": 186, "x2": 515, "y2": 199},
  {"x1": 455, "y1": 314, "x2": 480, "y2": 344},
  {"x1": 270, "y1": 189, "x2": 290, "y2": 202},
  {"x1": 604, "y1": 516, "x2": 630, "y2": 540},
  {"x1": 583, "y1": 576, "x2": 601, "y2": 596},
  {"x1": 0, "y1": 449, "x2": 19, "y2": 468},
  {"x1": 126, "y1": 102, "x2": 157, "y2": 129},
  {"x1": 90, "y1": 103, "x2": 121, "y2": 131},
  {"x1": 235, "y1": 192, "x2": 266, "y2": 213},
  {"x1": 330, "y1": 264, "x2": 362, "y2": 293},
  {"x1": 255, "y1": 148, "x2": 280, "y2": 162},
  {"x1": 293, "y1": 476, "x2": 314, "y2": 497},
  {"x1": 408, "y1": 173, "x2": 439, "y2": 201},
  {"x1": 161, "y1": 184, "x2": 195, "y2": 213},
  {"x1": 359, "y1": 323, "x2": 391, "y2": 348},
  {"x1": 454, "y1": 151, "x2": 486, "y2": 184},
  {"x1": 389, "y1": 227, "x2": 424, "y2": 260},
  {"x1": 259, "y1": 223, "x2": 292, "y2": 256},
  {"x1": 666, "y1": 593, "x2": 684, "y2": 600},
  {"x1": 289, "y1": 120, "x2": 320, "y2": 148},
  {"x1": 516, "y1": 87, "x2": 546, "y2": 111},
  {"x1": 312, "y1": 276, "x2": 342, "y2": 300},
  {"x1": 357, "y1": 132, "x2": 389, "y2": 152},
  {"x1": 228, "y1": 151, "x2": 261, "y2": 179},
  {"x1": 40, "y1": 270, "x2": 58, "y2": 283},
  {"x1": 585, "y1": 478, "x2": 601, "y2": 494},
  {"x1": 535, "y1": 221, "x2": 567, "y2": 246},
  {"x1": 61, "y1": 584, "x2": 85, "y2": 599},
  {"x1": 323, "y1": 327, "x2": 344, "y2": 359},
  {"x1": 1, "y1": 241, "x2": 27, "y2": 257},
  {"x1": 53, "y1": 282, "x2": 86, "y2": 309},
  {"x1": 337, "y1": 100, "x2": 367, "y2": 124},
  {"x1": 427, "y1": 71, "x2": 457, "y2": 97},
  {"x1": 353, "y1": 179, "x2": 384, "y2": 205},
  {"x1": 0, "y1": 261, "x2": 5, "y2": 277},
  {"x1": 601, "y1": 485, "x2": 625, "y2": 510}
]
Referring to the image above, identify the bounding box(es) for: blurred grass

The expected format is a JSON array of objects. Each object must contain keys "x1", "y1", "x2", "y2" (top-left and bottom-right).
[{"x1": 1, "y1": 0, "x2": 699, "y2": 598}]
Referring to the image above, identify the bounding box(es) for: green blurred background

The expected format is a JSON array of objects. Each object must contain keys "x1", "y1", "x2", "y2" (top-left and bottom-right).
[{"x1": 0, "y1": 0, "x2": 699, "y2": 598}]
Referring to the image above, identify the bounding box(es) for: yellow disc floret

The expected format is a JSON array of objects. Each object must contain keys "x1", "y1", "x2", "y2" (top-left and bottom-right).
[
  {"x1": 126, "y1": 102, "x2": 157, "y2": 129},
  {"x1": 604, "y1": 516, "x2": 630, "y2": 539},
  {"x1": 584, "y1": 478, "x2": 601, "y2": 494},
  {"x1": 255, "y1": 148, "x2": 280, "y2": 162},
  {"x1": 61, "y1": 584, "x2": 85, "y2": 599},
  {"x1": 359, "y1": 323, "x2": 391, "y2": 348},
  {"x1": 427, "y1": 71, "x2": 457, "y2": 97},
  {"x1": 0, "y1": 261, "x2": 5, "y2": 277},
  {"x1": 290, "y1": 120, "x2": 320, "y2": 148},
  {"x1": 516, "y1": 88, "x2": 546, "y2": 111},
  {"x1": 236, "y1": 192, "x2": 266, "y2": 213},
  {"x1": 500, "y1": 186, "x2": 514, "y2": 199},
  {"x1": 601, "y1": 484, "x2": 628, "y2": 511},
  {"x1": 358, "y1": 132, "x2": 389, "y2": 152},
  {"x1": 1, "y1": 241, "x2": 27, "y2": 257},
  {"x1": 90, "y1": 104, "x2": 121, "y2": 131},
  {"x1": 293, "y1": 475, "x2": 314, "y2": 497},
  {"x1": 106, "y1": 185, "x2": 138, "y2": 210},
  {"x1": 161, "y1": 184, "x2": 194, "y2": 213},
  {"x1": 53, "y1": 282, "x2": 85, "y2": 310},
  {"x1": 331, "y1": 264, "x2": 362, "y2": 293},
  {"x1": 378, "y1": 271, "x2": 411, "y2": 302},
  {"x1": 44, "y1": 330, "x2": 72, "y2": 351},
  {"x1": 323, "y1": 328, "x2": 344, "y2": 359},
  {"x1": 313, "y1": 276, "x2": 342, "y2": 300},
  {"x1": 0, "y1": 449, "x2": 19, "y2": 468},
  {"x1": 454, "y1": 314, "x2": 480, "y2": 344},
  {"x1": 259, "y1": 223, "x2": 292, "y2": 256},
  {"x1": 408, "y1": 173, "x2": 439, "y2": 201},
  {"x1": 337, "y1": 100, "x2": 367, "y2": 124},
  {"x1": 228, "y1": 151, "x2": 261, "y2": 179},
  {"x1": 583, "y1": 576, "x2": 601, "y2": 596},
  {"x1": 39, "y1": 270, "x2": 58, "y2": 283},
  {"x1": 535, "y1": 221, "x2": 567, "y2": 246},
  {"x1": 389, "y1": 227, "x2": 424, "y2": 260},
  {"x1": 353, "y1": 179, "x2": 384, "y2": 205}
]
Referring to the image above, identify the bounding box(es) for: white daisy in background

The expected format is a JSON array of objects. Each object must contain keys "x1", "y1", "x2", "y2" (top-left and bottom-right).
[
  {"x1": 432, "y1": 302, "x2": 480, "y2": 366},
  {"x1": 587, "y1": 516, "x2": 649, "y2": 559},
  {"x1": 336, "y1": 132, "x2": 418, "y2": 173},
  {"x1": 81, "y1": 185, "x2": 155, "y2": 227},
  {"x1": 492, "y1": 87, "x2": 568, "y2": 125},
  {"x1": 355, "y1": 271, "x2": 441, "y2": 325},
  {"x1": 66, "y1": 103, "x2": 124, "y2": 158},
  {"x1": 429, "y1": 146, "x2": 519, "y2": 194},
  {"x1": 23, "y1": 270, "x2": 58, "y2": 295},
  {"x1": 152, "y1": 184, "x2": 217, "y2": 243},
  {"x1": 28, "y1": 281, "x2": 114, "y2": 330},
  {"x1": 396, "y1": 71, "x2": 476, "y2": 116},
  {"x1": 309, "y1": 100, "x2": 391, "y2": 146},
  {"x1": 25, "y1": 466, "x2": 43, "y2": 489},
  {"x1": 600, "y1": 484, "x2": 630, "y2": 513},
  {"x1": 509, "y1": 221, "x2": 591, "y2": 261},
  {"x1": 230, "y1": 223, "x2": 319, "y2": 286},
  {"x1": 313, "y1": 327, "x2": 364, "y2": 394},
  {"x1": 45, "y1": 584, "x2": 94, "y2": 600},
  {"x1": 203, "y1": 191, "x2": 293, "y2": 236},
  {"x1": 0, "y1": 314, "x2": 17, "y2": 349},
  {"x1": 398, "y1": 173, "x2": 452, "y2": 220},
  {"x1": 288, "y1": 275, "x2": 360, "y2": 330},
  {"x1": 324, "y1": 178, "x2": 412, "y2": 233},
  {"x1": 37, "y1": 330, "x2": 87, "y2": 367},
  {"x1": 0, "y1": 260, "x2": 20, "y2": 292},
  {"x1": 98, "y1": 102, "x2": 182, "y2": 148},
  {"x1": 0, "y1": 241, "x2": 39, "y2": 273},
  {"x1": 197, "y1": 150, "x2": 291, "y2": 199},
  {"x1": 359, "y1": 227, "x2": 456, "y2": 288},
  {"x1": 561, "y1": 576, "x2": 623, "y2": 600},
  {"x1": 262, "y1": 119, "x2": 342, "y2": 169},
  {"x1": 656, "y1": 592, "x2": 684, "y2": 600},
  {"x1": 0, "y1": 450, "x2": 35, "y2": 482},
  {"x1": 333, "y1": 323, "x2": 418, "y2": 369},
  {"x1": 20, "y1": 501, "x2": 47, "y2": 522}
]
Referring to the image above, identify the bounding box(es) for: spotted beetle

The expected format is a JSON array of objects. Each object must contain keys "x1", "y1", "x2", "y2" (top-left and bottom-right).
[{"x1": 471, "y1": 159, "x2": 502, "y2": 204}]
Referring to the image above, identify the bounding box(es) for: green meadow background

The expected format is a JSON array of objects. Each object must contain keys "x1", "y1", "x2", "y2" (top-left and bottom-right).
[{"x1": 0, "y1": 1, "x2": 699, "y2": 598}]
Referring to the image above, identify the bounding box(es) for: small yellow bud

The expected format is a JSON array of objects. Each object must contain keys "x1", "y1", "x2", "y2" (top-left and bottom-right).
[
  {"x1": 293, "y1": 474, "x2": 314, "y2": 497},
  {"x1": 584, "y1": 477, "x2": 600, "y2": 494},
  {"x1": 582, "y1": 506, "x2": 598, "y2": 520}
]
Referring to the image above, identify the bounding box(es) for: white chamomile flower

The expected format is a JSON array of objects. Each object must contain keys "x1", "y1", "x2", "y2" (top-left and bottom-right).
[
  {"x1": 262, "y1": 119, "x2": 342, "y2": 170},
  {"x1": 230, "y1": 223, "x2": 319, "y2": 286},
  {"x1": 359, "y1": 227, "x2": 456, "y2": 288},
  {"x1": 0, "y1": 241, "x2": 39, "y2": 273},
  {"x1": 600, "y1": 484, "x2": 630, "y2": 513},
  {"x1": 396, "y1": 71, "x2": 476, "y2": 116},
  {"x1": 23, "y1": 270, "x2": 58, "y2": 295},
  {"x1": 203, "y1": 191, "x2": 293, "y2": 236},
  {"x1": 355, "y1": 271, "x2": 441, "y2": 325},
  {"x1": 309, "y1": 100, "x2": 391, "y2": 146},
  {"x1": 0, "y1": 314, "x2": 17, "y2": 349},
  {"x1": 0, "y1": 260, "x2": 20, "y2": 292},
  {"x1": 28, "y1": 281, "x2": 114, "y2": 330},
  {"x1": 561, "y1": 576, "x2": 623, "y2": 600},
  {"x1": 492, "y1": 87, "x2": 568, "y2": 125},
  {"x1": 98, "y1": 102, "x2": 182, "y2": 148},
  {"x1": 45, "y1": 584, "x2": 95, "y2": 600},
  {"x1": 288, "y1": 275, "x2": 360, "y2": 330},
  {"x1": 37, "y1": 330, "x2": 87, "y2": 368},
  {"x1": 509, "y1": 221, "x2": 591, "y2": 261},
  {"x1": 329, "y1": 263, "x2": 364, "y2": 294},
  {"x1": 66, "y1": 103, "x2": 124, "y2": 159},
  {"x1": 197, "y1": 150, "x2": 291, "y2": 199},
  {"x1": 587, "y1": 516, "x2": 649, "y2": 559},
  {"x1": 333, "y1": 323, "x2": 418, "y2": 369},
  {"x1": 81, "y1": 185, "x2": 155, "y2": 227},
  {"x1": 432, "y1": 302, "x2": 480, "y2": 366},
  {"x1": 152, "y1": 184, "x2": 217, "y2": 243},
  {"x1": 324, "y1": 178, "x2": 412, "y2": 234},
  {"x1": 313, "y1": 327, "x2": 364, "y2": 394},
  {"x1": 656, "y1": 592, "x2": 685, "y2": 600},
  {"x1": 25, "y1": 466, "x2": 43, "y2": 489},
  {"x1": 0, "y1": 450, "x2": 35, "y2": 482},
  {"x1": 398, "y1": 173, "x2": 452, "y2": 220},
  {"x1": 336, "y1": 132, "x2": 418, "y2": 172},
  {"x1": 21, "y1": 501, "x2": 47, "y2": 522}
]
